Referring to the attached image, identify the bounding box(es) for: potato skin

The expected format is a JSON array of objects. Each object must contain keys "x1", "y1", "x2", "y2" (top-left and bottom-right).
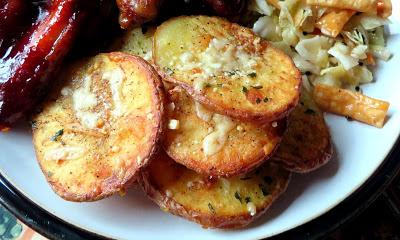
[
  {"x1": 163, "y1": 87, "x2": 287, "y2": 177},
  {"x1": 153, "y1": 16, "x2": 301, "y2": 123},
  {"x1": 273, "y1": 89, "x2": 333, "y2": 173},
  {"x1": 33, "y1": 52, "x2": 165, "y2": 201},
  {"x1": 140, "y1": 151, "x2": 291, "y2": 229}
]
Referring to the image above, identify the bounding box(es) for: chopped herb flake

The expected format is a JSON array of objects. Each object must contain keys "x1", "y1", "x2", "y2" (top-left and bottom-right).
[
  {"x1": 47, "y1": 171, "x2": 53, "y2": 177},
  {"x1": 164, "y1": 67, "x2": 175, "y2": 75},
  {"x1": 240, "y1": 176, "x2": 252, "y2": 180},
  {"x1": 205, "y1": 83, "x2": 212, "y2": 88},
  {"x1": 242, "y1": 86, "x2": 248, "y2": 93},
  {"x1": 256, "y1": 98, "x2": 261, "y2": 104},
  {"x1": 263, "y1": 97, "x2": 269, "y2": 103},
  {"x1": 251, "y1": 85, "x2": 263, "y2": 89},
  {"x1": 259, "y1": 184, "x2": 269, "y2": 196},
  {"x1": 304, "y1": 109, "x2": 316, "y2": 115},
  {"x1": 51, "y1": 129, "x2": 64, "y2": 142},
  {"x1": 226, "y1": 70, "x2": 238, "y2": 76},
  {"x1": 247, "y1": 72, "x2": 257, "y2": 78},
  {"x1": 263, "y1": 176, "x2": 273, "y2": 184},
  {"x1": 30, "y1": 120, "x2": 37, "y2": 129},
  {"x1": 208, "y1": 203, "x2": 216, "y2": 214},
  {"x1": 245, "y1": 197, "x2": 252, "y2": 203},
  {"x1": 234, "y1": 191, "x2": 243, "y2": 203}
]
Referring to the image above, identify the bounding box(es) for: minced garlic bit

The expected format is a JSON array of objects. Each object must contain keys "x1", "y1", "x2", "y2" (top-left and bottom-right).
[
  {"x1": 165, "y1": 190, "x2": 173, "y2": 197},
  {"x1": 111, "y1": 146, "x2": 120, "y2": 153},
  {"x1": 136, "y1": 156, "x2": 143, "y2": 165},
  {"x1": 167, "y1": 102, "x2": 176, "y2": 112},
  {"x1": 247, "y1": 202, "x2": 257, "y2": 216},
  {"x1": 168, "y1": 119, "x2": 180, "y2": 130},
  {"x1": 271, "y1": 121, "x2": 278, "y2": 128},
  {"x1": 236, "y1": 125, "x2": 244, "y2": 132},
  {"x1": 187, "y1": 181, "x2": 194, "y2": 188}
]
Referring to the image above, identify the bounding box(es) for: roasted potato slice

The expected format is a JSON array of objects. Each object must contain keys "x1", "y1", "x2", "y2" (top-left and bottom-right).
[
  {"x1": 33, "y1": 52, "x2": 165, "y2": 201},
  {"x1": 140, "y1": 151, "x2": 291, "y2": 229},
  {"x1": 112, "y1": 26, "x2": 155, "y2": 62},
  {"x1": 273, "y1": 89, "x2": 333, "y2": 173},
  {"x1": 153, "y1": 16, "x2": 301, "y2": 122},
  {"x1": 163, "y1": 87, "x2": 286, "y2": 177}
]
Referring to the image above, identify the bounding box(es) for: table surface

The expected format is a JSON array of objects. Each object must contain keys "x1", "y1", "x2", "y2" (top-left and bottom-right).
[{"x1": 1, "y1": 174, "x2": 399, "y2": 240}]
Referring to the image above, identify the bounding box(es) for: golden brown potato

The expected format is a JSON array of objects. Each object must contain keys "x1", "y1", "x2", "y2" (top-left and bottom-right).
[
  {"x1": 140, "y1": 151, "x2": 291, "y2": 229},
  {"x1": 273, "y1": 89, "x2": 333, "y2": 173},
  {"x1": 33, "y1": 52, "x2": 165, "y2": 201},
  {"x1": 153, "y1": 16, "x2": 301, "y2": 123},
  {"x1": 163, "y1": 87, "x2": 286, "y2": 177},
  {"x1": 112, "y1": 26, "x2": 155, "y2": 62}
]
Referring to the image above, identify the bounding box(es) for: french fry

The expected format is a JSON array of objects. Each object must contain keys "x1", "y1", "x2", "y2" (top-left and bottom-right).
[
  {"x1": 306, "y1": 0, "x2": 392, "y2": 17},
  {"x1": 316, "y1": 9, "x2": 356, "y2": 37},
  {"x1": 313, "y1": 84, "x2": 390, "y2": 128}
]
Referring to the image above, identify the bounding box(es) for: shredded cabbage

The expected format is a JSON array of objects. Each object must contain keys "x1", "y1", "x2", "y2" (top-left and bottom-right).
[
  {"x1": 317, "y1": 65, "x2": 373, "y2": 88},
  {"x1": 351, "y1": 45, "x2": 368, "y2": 59},
  {"x1": 253, "y1": 16, "x2": 280, "y2": 41},
  {"x1": 369, "y1": 45, "x2": 392, "y2": 61},
  {"x1": 293, "y1": 53, "x2": 320, "y2": 74},
  {"x1": 250, "y1": 0, "x2": 391, "y2": 92},
  {"x1": 359, "y1": 14, "x2": 389, "y2": 30},
  {"x1": 295, "y1": 36, "x2": 332, "y2": 68},
  {"x1": 328, "y1": 42, "x2": 359, "y2": 70},
  {"x1": 251, "y1": 0, "x2": 275, "y2": 16}
]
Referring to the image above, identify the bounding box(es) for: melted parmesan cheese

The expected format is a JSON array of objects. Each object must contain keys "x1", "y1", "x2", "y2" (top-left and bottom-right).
[
  {"x1": 102, "y1": 67, "x2": 125, "y2": 117},
  {"x1": 44, "y1": 146, "x2": 85, "y2": 161},
  {"x1": 202, "y1": 114, "x2": 235, "y2": 156},
  {"x1": 72, "y1": 76, "x2": 100, "y2": 129},
  {"x1": 176, "y1": 38, "x2": 260, "y2": 84},
  {"x1": 195, "y1": 102, "x2": 213, "y2": 122}
]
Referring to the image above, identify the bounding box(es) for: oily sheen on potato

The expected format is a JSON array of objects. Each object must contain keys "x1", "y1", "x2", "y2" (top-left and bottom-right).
[
  {"x1": 273, "y1": 89, "x2": 333, "y2": 173},
  {"x1": 164, "y1": 87, "x2": 286, "y2": 177},
  {"x1": 140, "y1": 151, "x2": 291, "y2": 229},
  {"x1": 33, "y1": 53, "x2": 165, "y2": 201},
  {"x1": 154, "y1": 16, "x2": 301, "y2": 122}
]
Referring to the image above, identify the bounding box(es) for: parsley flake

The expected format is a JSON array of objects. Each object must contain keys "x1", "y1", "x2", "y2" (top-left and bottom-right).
[
  {"x1": 234, "y1": 191, "x2": 243, "y2": 203},
  {"x1": 247, "y1": 72, "x2": 257, "y2": 78},
  {"x1": 208, "y1": 203, "x2": 216, "y2": 214},
  {"x1": 51, "y1": 129, "x2": 64, "y2": 142}
]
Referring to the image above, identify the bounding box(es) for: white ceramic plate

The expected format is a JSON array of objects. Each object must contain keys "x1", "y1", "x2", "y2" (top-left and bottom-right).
[{"x1": 1, "y1": 4, "x2": 400, "y2": 240}]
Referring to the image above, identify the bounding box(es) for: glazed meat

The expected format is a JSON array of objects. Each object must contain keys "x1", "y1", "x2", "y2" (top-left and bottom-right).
[
  {"x1": 0, "y1": 0, "x2": 82, "y2": 126},
  {"x1": 115, "y1": 0, "x2": 247, "y2": 28},
  {"x1": 116, "y1": 0, "x2": 162, "y2": 28},
  {"x1": 202, "y1": 0, "x2": 247, "y2": 18}
]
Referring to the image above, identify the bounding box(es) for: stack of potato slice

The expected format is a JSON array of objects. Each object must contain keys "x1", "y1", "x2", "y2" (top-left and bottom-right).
[{"x1": 33, "y1": 16, "x2": 333, "y2": 229}]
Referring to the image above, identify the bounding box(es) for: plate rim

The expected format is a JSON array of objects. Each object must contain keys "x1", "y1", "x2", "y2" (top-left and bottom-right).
[{"x1": 0, "y1": 138, "x2": 399, "y2": 240}]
